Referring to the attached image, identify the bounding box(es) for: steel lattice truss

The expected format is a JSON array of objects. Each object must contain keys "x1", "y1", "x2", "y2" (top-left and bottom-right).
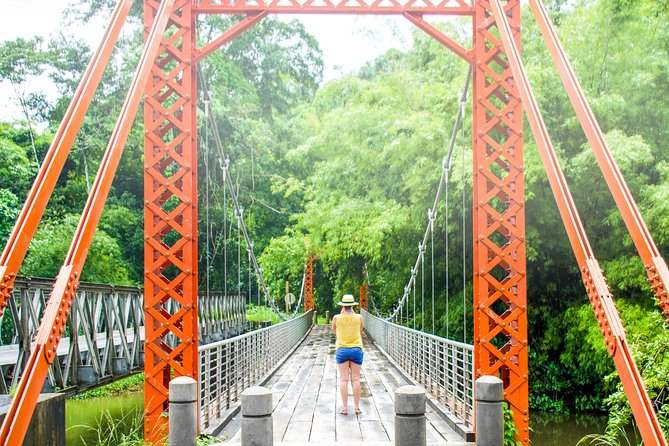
[
  {"x1": 143, "y1": 0, "x2": 199, "y2": 440},
  {"x1": 195, "y1": 0, "x2": 473, "y2": 14},
  {"x1": 472, "y1": 1, "x2": 528, "y2": 441},
  {"x1": 304, "y1": 256, "x2": 314, "y2": 312}
]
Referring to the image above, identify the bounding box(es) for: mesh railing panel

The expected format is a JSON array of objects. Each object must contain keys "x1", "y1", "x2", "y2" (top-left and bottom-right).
[
  {"x1": 362, "y1": 309, "x2": 474, "y2": 428},
  {"x1": 198, "y1": 310, "x2": 313, "y2": 429}
]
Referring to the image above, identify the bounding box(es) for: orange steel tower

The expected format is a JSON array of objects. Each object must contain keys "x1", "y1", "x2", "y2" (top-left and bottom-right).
[
  {"x1": 359, "y1": 282, "x2": 369, "y2": 311},
  {"x1": 143, "y1": 0, "x2": 199, "y2": 441},
  {"x1": 471, "y1": 0, "x2": 528, "y2": 441},
  {"x1": 304, "y1": 255, "x2": 314, "y2": 313}
]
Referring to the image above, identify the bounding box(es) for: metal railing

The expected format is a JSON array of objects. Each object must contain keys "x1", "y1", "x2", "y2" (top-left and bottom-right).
[
  {"x1": 198, "y1": 310, "x2": 313, "y2": 429},
  {"x1": 362, "y1": 309, "x2": 474, "y2": 428},
  {"x1": 1, "y1": 276, "x2": 246, "y2": 393},
  {"x1": 198, "y1": 293, "x2": 246, "y2": 342}
]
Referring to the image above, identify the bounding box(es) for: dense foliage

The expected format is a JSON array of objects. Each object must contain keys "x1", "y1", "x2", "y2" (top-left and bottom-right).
[{"x1": 1, "y1": 0, "x2": 668, "y2": 440}]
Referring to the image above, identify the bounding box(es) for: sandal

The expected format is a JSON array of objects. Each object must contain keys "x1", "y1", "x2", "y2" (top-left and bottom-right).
[
  {"x1": 340, "y1": 409, "x2": 348, "y2": 415},
  {"x1": 354, "y1": 408, "x2": 362, "y2": 415}
]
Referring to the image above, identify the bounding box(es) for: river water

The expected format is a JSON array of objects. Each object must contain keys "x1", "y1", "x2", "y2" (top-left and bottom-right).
[
  {"x1": 531, "y1": 411, "x2": 608, "y2": 445},
  {"x1": 67, "y1": 392, "x2": 607, "y2": 445}
]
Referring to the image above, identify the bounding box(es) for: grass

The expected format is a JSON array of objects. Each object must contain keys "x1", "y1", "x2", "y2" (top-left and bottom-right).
[
  {"x1": 73, "y1": 373, "x2": 144, "y2": 400},
  {"x1": 245, "y1": 304, "x2": 289, "y2": 324},
  {"x1": 576, "y1": 427, "x2": 640, "y2": 446},
  {"x1": 69, "y1": 407, "x2": 145, "y2": 446},
  {"x1": 69, "y1": 406, "x2": 226, "y2": 446}
]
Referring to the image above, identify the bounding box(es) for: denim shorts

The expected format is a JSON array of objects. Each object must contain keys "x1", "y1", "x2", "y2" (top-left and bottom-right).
[{"x1": 335, "y1": 347, "x2": 363, "y2": 365}]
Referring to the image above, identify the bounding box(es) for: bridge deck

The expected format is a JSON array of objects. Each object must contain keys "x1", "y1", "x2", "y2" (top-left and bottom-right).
[{"x1": 215, "y1": 325, "x2": 473, "y2": 445}]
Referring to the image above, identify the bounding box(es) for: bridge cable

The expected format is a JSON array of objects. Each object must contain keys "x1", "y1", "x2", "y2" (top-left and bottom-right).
[
  {"x1": 460, "y1": 95, "x2": 467, "y2": 344},
  {"x1": 204, "y1": 98, "x2": 211, "y2": 299},
  {"x1": 197, "y1": 66, "x2": 287, "y2": 321},
  {"x1": 445, "y1": 168, "x2": 449, "y2": 339},
  {"x1": 386, "y1": 67, "x2": 471, "y2": 322},
  {"x1": 431, "y1": 208, "x2": 435, "y2": 334}
]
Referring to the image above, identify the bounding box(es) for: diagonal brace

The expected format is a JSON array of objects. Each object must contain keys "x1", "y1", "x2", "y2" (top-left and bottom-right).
[
  {"x1": 0, "y1": 0, "x2": 134, "y2": 318},
  {"x1": 527, "y1": 0, "x2": 669, "y2": 321},
  {"x1": 0, "y1": 1, "x2": 176, "y2": 444},
  {"x1": 489, "y1": 1, "x2": 667, "y2": 445},
  {"x1": 194, "y1": 12, "x2": 268, "y2": 64},
  {"x1": 403, "y1": 12, "x2": 473, "y2": 64}
]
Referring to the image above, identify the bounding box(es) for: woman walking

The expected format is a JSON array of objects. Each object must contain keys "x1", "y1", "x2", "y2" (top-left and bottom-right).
[{"x1": 332, "y1": 294, "x2": 364, "y2": 416}]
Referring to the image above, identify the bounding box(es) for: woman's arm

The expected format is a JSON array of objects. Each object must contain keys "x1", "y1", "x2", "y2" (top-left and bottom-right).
[
  {"x1": 331, "y1": 315, "x2": 337, "y2": 333},
  {"x1": 359, "y1": 314, "x2": 364, "y2": 333}
]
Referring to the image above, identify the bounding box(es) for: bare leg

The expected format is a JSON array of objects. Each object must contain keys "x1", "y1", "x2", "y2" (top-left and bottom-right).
[
  {"x1": 338, "y1": 361, "x2": 350, "y2": 414},
  {"x1": 350, "y1": 362, "x2": 362, "y2": 414}
]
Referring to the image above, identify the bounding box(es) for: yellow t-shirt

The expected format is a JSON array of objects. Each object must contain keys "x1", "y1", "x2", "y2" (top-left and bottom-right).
[{"x1": 335, "y1": 313, "x2": 363, "y2": 348}]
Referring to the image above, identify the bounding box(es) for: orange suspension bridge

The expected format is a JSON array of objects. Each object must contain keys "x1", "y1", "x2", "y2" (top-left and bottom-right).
[{"x1": 0, "y1": 0, "x2": 668, "y2": 445}]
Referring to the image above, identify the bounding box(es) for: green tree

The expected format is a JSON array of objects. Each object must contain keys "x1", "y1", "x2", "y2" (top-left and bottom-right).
[{"x1": 20, "y1": 215, "x2": 131, "y2": 285}]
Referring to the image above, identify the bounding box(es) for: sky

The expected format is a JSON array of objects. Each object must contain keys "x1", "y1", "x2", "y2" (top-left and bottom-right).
[{"x1": 0, "y1": 0, "x2": 434, "y2": 122}]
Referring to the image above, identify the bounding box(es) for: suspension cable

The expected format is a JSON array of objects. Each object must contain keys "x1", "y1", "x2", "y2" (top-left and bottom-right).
[
  {"x1": 386, "y1": 67, "x2": 471, "y2": 322},
  {"x1": 445, "y1": 170, "x2": 450, "y2": 338},
  {"x1": 197, "y1": 66, "x2": 286, "y2": 320},
  {"x1": 430, "y1": 209, "x2": 435, "y2": 333},
  {"x1": 204, "y1": 98, "x2": 211, "y2": 299},
  {"x1": 461, "y1": 96, "x2": 467, "y2": 344}
]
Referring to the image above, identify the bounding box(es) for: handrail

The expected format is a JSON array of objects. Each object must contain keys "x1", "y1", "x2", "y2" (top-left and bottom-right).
[
  {"x1": 362, "y1": 309, "x2": 474, "y2": 428},
  {"x1": 198, "y1": 310, "x2": 313, "y2": 430}
]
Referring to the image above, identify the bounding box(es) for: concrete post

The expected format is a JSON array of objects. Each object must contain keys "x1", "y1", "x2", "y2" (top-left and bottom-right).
[
  {"x1": 169, "y1": 376, "x2": 198, "y2": 446},
  {"x1": 475, "y1": 376, "x2": 504, "y2": 446},
  {"x1": 241, "y1": 386, "x2": 273, "y2": 446},
  {"x1": 325, "y1": 311, "x2": 331, "y2": 324},
  {"x1": 394, "y1": 385, "x2": 426, "y2": 446}
]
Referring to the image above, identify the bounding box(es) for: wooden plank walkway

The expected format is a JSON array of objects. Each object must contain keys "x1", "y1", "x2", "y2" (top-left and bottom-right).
[{"x1": 215, "y1": 325, "x2": 474, "y2": 445}]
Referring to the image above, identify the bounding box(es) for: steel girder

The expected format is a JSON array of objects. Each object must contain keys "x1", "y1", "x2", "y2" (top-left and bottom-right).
[
  {"x1": 472, "y1": 1, "x2": 528, "y2": 443},
  {"x1": 489, "y1": 0, "x2": 667, "y2": 443},
  {"x1": 304, "y1": 256, "x2": 314, "y2": 312},
  {"x1": 360, "y1": 282, "x2": 369, "y2": 311},
  {"x1": 143, "y1": 0, "x2": 199, "y2": 441},
  {"x1": 0, "y1": 1, "x2": 176, "y2": 444}
]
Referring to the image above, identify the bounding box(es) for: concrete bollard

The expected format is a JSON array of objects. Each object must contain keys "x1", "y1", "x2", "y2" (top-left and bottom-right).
[
  {"x1": 475, "y1": 376, "x2": 504, "y2": 446},
  {"x1": 169, "y1": 376, "x2": 198, "y2": 446},
  {"x1": 313, "y1": 310, "x2": 318, "y2": 325},
  {"x1": 394, "y1": 385, "x2": 426, "y2": 446},
  {"x1": 325, "y1": 311, "x2": 331, "y2": 324},
  {"x1": 241, "y1": 386, "x2": 273, "y2": 446}
]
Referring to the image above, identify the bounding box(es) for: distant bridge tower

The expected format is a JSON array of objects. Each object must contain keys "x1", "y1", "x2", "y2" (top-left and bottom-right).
[
  {"x1": 359, "y1": 282, "x2": 368, "y2": 311},
  {"x1": 304, "y1": 255, "x2": 314, "y2": 313}
]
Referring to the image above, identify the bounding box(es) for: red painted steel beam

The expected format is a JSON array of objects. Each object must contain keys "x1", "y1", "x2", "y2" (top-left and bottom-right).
[
  {"x1": 472, "y1": 0, "x2": 528, "y2": 442},
  {"x1": 194, "y1": 12, "x2": 268, "y2": 63},
  {"x1": 144, "y1": 0, "x2": 199, "y2": 441},
  {"x1": 527, "y1": 0, "x2": 669, "y2": 321},
  {"x1": 0, "y1": 0, "x2": 133, "y2": 317},
  {"x1": 194, "y1": 0, "x2": 474, "y2": 15},
  {"x1": 402, "y1": 13, "x2": 473, "y2": 63},
  {"x1": 359, "y1": 282, "x2": 368, "y2": 310},
  {"x1": 304, "y1": 256, "x2": 314, "y2": 312},
  {"x1": 489, "y1": 1, "x2": 667, "y2": 444},
  {"x1": 0, "y1": 1, "x2": 176, "y2": 444}
]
